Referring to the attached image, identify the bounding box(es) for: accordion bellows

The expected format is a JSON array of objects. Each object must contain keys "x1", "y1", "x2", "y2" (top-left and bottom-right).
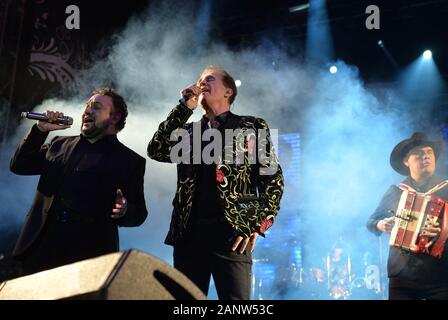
[{"x1": 390, "y1": 181, "x2": 448, "y2": 258}]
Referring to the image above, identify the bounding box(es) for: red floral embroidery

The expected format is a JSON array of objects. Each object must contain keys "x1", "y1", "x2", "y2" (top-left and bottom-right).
[
  {"x1": 216, "y1": 168, "x2": 225, "y2": 183},
  {"x1": 245, "y1": 137, "x2": 256, "y2": 155},
  {"x1": 259, "y1": 219, "x2": 273, "y2": 234}
]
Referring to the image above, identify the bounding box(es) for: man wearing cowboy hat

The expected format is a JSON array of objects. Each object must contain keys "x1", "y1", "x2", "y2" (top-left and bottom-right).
[{"x1": 367, "y1": 132, "x2": 448, "y2": 299}]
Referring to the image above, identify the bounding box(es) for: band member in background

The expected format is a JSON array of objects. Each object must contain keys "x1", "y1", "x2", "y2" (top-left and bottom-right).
[
  {"x1": 147, "y1": 66, "x2": 284, "y2": 299},
  {"x1": 10, "y1": 88, "x2": 148, "y2": 275},
  {"x1": 304, "y1": 240, "x2": 353, "y2": 300},
  {"x1": 367, "y1": 132, "x2": 448, "y2": 299},
  {"x1": 326, "y1": 240, "x2": 352, "y2": 300}
]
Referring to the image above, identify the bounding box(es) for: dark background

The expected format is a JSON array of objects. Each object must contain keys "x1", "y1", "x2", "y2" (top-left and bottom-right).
[{"x1": 2, "y1": 0, "x2": 447, "y2": 131}]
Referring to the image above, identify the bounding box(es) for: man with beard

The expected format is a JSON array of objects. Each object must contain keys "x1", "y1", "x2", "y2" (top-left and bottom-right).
[
  {"x1": 148, "y1": 66, "x2": 284, "y2": 299},
  {"x1": 367, "y1": 132, "x2": 448, "y2": 299},
  {"x1": 10, "y1": 88, "x2": 148, "y2": 275}
]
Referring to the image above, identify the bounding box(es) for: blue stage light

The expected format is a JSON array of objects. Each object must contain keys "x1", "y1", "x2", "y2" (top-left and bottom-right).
[{"x1": 423, "y1": 50, "x2": 432, "y2": 60}]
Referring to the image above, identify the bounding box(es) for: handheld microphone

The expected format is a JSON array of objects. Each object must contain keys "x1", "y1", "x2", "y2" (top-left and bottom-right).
[
  {"x1": 179, "y1": 92, "x2": 195, "y2": 105},
  {"x1": 21, "y1": 112, "x2": 73, "y2": 125},
  {"x1": 179, "y1": 85, "x2": 200, "y2": 106}
]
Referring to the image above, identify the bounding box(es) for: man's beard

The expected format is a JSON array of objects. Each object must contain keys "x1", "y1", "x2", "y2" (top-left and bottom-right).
[{"x1": 81, "y1": 122, "x2": 106, "y2": 139}]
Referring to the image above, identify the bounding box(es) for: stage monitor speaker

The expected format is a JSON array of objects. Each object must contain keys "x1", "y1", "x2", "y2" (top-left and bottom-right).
[{"x1": 0, "y1": 249, "x2": 206, "y2": 300}]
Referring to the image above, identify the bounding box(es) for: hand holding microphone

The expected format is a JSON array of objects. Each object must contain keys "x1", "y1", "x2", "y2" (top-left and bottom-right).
[
  {"x1": 179, "y1": 84, "x2": 200, "y2": 110},
  {"x1": 22, "y1": 111, "x2": 73, "y2": 132}
]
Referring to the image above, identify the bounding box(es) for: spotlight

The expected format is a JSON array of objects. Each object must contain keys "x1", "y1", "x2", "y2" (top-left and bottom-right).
[
  {"x1": 289, "y1": 4, "x2": 310, "y2": 13},
  {"x1": 377, "y1": 40, "x2": 384, "y2": 48},
  {"x1": 329, "y1": 66, "x2": 338, "y2": 74},
  {"x1": 235, "y1": 80, "x2": 242, "y2": 87},
  {"x1": 423, "y1": 50, "x2": 432, "y2": 60}
]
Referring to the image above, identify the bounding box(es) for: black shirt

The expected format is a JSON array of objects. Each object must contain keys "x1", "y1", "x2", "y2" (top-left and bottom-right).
[
  {"x1": 55, "y1": 134, "x2": 119, "y2": 218},
  {"x1": 190, "y1": 112, "x2": 230, "y2": 223}
]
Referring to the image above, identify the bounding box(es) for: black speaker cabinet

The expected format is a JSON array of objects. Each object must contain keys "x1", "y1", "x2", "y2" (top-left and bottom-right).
[{"x1": 0, "y1": 249, "x2": 206, "y2": 300}]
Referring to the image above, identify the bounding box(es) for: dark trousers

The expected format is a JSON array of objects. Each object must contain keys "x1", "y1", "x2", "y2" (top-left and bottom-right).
[
  {"x1": 18, "y1": 213, "x2": 117, "y2": 276},
  {"x1": 389, "y1": 277, "x2": 448, "y2": 300},
  {"x1": 173, "y1": 222, "x2": 252, "y2": 300}
]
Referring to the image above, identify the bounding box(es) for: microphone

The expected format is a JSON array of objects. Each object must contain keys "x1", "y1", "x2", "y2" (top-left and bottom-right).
[
  {"x1": 179, "y1": 86, "x2": 200, "y2": 106},
  {"x1": 21, "y1": 112, "x2": 73, "y2": 125},
  {"x1": 179, "y1": 92, "x2": 195, "y2": 106}
]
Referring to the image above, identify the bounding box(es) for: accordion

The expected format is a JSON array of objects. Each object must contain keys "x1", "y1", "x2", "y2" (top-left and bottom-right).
[{"x1": 389, "y1": 182, "x2": 448, "y2": 258}]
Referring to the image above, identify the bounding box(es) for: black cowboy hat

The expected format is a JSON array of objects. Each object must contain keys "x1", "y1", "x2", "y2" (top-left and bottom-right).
[{"x1": 390, "y1": 132, "x2": 443, "y2": 176}]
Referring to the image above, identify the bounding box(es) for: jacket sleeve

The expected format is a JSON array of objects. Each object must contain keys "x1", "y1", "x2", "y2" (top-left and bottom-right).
[
  {"x1": 252, "y1": 118, "x2": 285, "y2": 237},
  {"x1": 10, "y1": 124, "x2": 50, "y2": 175},
  {"x1": 366, "y1": 185, "x2": 400, "y2": 236},
  {"x1": 118, "y1": 156, "x2": 148, "y2": 227},
  {"x1": 147, "y1": 104, "x2": 193, "y2": 163}
]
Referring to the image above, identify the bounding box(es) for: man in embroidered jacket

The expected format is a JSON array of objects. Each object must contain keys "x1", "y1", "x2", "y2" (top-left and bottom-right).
[{"x1": 147, "y1": 66, "x2": 284, "y2": 299}]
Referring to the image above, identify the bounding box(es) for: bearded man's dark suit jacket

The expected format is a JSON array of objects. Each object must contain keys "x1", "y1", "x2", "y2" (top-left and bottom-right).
[{"x1": 10, "y1": 124, "x2": 148, "y2": 273}]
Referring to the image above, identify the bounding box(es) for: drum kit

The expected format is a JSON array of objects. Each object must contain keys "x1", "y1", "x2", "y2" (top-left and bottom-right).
[
  {"x1": 251, "y1": 224, "x2": 386, "y2": 300},
  {"x1": 251, "y1": 253, "x2": 385, "y2": 300}
]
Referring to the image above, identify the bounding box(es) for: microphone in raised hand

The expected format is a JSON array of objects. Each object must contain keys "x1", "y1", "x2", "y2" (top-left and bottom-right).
[
  {"x1": 179, "y1": 84, "x2": 200, "y2": 110},
  {"x1": 22, "y1": 110, "x2": 72, "y2": 132}
]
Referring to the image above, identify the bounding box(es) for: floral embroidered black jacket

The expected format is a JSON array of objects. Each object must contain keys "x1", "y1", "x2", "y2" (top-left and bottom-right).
[{"x1": 147, "y1": 104, "x2": 284, "y2": 245}]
